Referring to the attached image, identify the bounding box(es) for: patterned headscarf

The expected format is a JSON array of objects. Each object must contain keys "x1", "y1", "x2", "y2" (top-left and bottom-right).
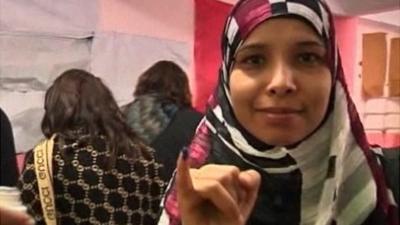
[{"x1": 159, "y1": 1, "x2": 398, "y2": 225}]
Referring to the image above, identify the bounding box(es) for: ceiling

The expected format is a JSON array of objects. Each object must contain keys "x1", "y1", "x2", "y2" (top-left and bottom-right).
[
  {"x1": 326, "y1": 0, "x2": 399, "y2": 15},
  {"x1": 326, "y1": 0, "x2": 399, "y2": 27},
  {"x1": 361, "y1": 9, "x2": 400, "y2": 27}
]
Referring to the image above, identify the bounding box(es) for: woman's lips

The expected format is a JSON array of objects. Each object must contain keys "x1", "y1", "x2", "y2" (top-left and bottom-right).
[
  {"x1": 256, "y1": 107, "x2": 302, "y2": 124},
  {"x1": 258, "y1": 107, "x2": 302, "y2": 114}
]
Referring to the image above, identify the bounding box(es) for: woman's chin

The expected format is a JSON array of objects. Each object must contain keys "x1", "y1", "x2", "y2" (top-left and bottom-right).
[{"x1": 259, "y1": 135, "x2": 303, "y2": 147}]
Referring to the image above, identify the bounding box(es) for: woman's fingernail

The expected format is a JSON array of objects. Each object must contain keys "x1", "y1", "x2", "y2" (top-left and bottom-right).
[{"x1": 181, "y1": 147, "x2": 189, "y2": 161}]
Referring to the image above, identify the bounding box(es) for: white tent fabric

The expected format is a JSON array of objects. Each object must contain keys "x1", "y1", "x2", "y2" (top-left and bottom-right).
[
  {"x1": 0, "y1": 34, "x2": 93, "y2": 152},
  {"x1": 0, "y1": 0, "x2": 98, "y2": 151},
  {"x1": 0, "y1": 0, "x2": 97, "y2": 36}
]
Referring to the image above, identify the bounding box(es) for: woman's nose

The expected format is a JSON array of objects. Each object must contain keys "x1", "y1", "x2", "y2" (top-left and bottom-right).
[{"x1": 266, "y1": 63, "x2": 296, "y2": 96}]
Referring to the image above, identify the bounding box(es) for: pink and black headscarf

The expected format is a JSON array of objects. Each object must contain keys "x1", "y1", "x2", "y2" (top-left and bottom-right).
[{"x1": 158, "y1": 0, "x2": 398, "y2": 225}]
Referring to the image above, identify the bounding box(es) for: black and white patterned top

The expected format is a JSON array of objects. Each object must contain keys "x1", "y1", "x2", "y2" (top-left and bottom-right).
[{"x1": 17, "y1": 135, "x2": 166, "y2": 225}]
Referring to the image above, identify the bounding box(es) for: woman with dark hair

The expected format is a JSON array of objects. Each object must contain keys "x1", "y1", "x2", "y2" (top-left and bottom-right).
[
  {"x1": 17, "y1": 69, "x2": 166, "y2": 225},
  {"x1": 133, "y1": 60, "x2": 192, "y2": 109},
  {"x1": 124, "y1": 61, "x2": 203, "y2": 181}
]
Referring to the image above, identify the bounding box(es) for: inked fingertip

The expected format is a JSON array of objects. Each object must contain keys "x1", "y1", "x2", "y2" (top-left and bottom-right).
[{"x1": 181, "y1": 146, "x2": 189, "y2": 161}]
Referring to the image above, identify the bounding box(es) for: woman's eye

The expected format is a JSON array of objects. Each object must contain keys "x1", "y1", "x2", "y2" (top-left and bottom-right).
[
  {"x1": 297, "y1": 53, "x2": 324, "y2": 65},
  {"x1": 236, "y1": 55, "x2": 266, "y2": 68}
]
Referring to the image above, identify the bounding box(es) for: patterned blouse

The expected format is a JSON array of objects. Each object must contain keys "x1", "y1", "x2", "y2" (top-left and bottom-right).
[{"x1": 17, "y1": 135, "x2": 166, "y2": 225}]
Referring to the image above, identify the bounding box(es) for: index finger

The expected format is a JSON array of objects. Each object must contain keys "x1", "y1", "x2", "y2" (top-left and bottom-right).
[{"x1": 176, "y1": 148, "x2": 194, "y2": 198}]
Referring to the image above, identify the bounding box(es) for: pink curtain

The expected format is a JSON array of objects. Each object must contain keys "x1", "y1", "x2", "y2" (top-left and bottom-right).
[{"x1": 193, "y1": 0, "x2": 232, "y2": 112}]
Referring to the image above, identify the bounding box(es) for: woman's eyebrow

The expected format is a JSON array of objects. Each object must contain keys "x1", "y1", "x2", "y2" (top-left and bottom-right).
[
  {"x1": 236, "y1": 44, "x2": 266, "y2": 54},
  {"x1": 296, "y1": 40, "x2": 325, "y2": 48},
  {"x1": 236, "y1": 39, "x2": 325, "y2": 55}
]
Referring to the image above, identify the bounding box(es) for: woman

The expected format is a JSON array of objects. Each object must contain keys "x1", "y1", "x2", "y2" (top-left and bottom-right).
[
  {"x1": 124, "y1": 61, "x2": 203, "y2": 181},
  {"x1": 158, "y1": 0, "x2": 398, "y2": 225},
  {"x1": 17, "y1": 69, "x2": 166, "y2": 225}
]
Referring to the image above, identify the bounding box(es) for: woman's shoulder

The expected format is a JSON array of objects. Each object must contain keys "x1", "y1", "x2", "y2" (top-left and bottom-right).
[{"x1": 179, "y1": 107, "x2": 203, "y2": 117}]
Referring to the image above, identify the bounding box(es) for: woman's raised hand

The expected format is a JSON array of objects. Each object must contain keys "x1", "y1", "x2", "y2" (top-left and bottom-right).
[{"x1": 176, "y1": 152, "x2": 260, "y2": 225}]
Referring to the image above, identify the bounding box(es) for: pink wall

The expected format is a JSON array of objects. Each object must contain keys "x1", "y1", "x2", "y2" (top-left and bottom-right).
[
  {"x1": 334, "y1": 16, "x2": 358, "y2": 91},
  {"x1": 367, "y1": 132, "x2": 400, "y2": 147}
]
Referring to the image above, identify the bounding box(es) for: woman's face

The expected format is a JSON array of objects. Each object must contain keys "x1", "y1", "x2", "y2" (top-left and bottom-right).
[{"x1": 230, "y1": 18, "x2": 332, "y2": 146}]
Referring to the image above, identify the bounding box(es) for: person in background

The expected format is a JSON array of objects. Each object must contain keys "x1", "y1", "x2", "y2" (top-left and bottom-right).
[
  {"x1": 124, "y1": 60, "x2": 203, "y2": 181},
  {"x1": 1, "y1": 107, "x2": 19, "y2": 186},
  {"x1": 18, "y1": 69, "x2": 166, "y2": 225},
  {"x1": 158, "y1": 0, "x2": 398, "y2": 225}
]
